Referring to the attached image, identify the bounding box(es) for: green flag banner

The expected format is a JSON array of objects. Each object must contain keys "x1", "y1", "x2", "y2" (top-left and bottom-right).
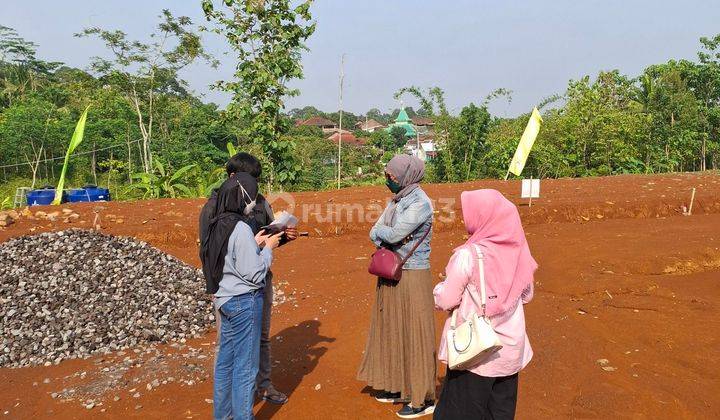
[{"x1": 53, "y1": 106, "x2": 90, "y2": 205}]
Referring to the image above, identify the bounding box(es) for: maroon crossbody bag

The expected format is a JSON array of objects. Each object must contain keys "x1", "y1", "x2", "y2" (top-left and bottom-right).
[{"x1": 367, "y1": 227, "x2": 430, "y2": 282}]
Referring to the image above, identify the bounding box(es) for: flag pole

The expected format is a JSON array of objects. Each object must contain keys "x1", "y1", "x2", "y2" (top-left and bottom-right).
[{"x1": 336, "y1": 54, "x2": 345, "y2": 190}]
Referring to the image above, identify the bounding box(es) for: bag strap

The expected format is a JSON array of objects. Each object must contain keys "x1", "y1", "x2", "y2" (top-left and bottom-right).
[
  {"x1": 450, "y1": 245, "x2": 487, "y2": 329},
  {"x1": 472, "y1": 244, "x2": 488, "y2": 318},
  {"x1": 399, "y1": 224, "x2": 430, "y2": 265}
]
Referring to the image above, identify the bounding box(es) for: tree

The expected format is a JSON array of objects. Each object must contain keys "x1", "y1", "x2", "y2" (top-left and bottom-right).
[
  {"x1": 77, "y1": 9, "x2": 215, "y2": 173},
  {"x1": 0, "y1": 98, "x2": 73, "y2": 186},
  {"x1": 365, "y1": 108, "x2": 385, "y2": 123},
  {"x1": 288, "y1": 105, "x2": 323, "y2": 121},
  {"x1": 368, "y1": 130, "x2": 395, "y2": 152},
  {"x1": 389, "y1": 126, "x2": 408, "y2": 149},
  {"x1": 394, "y1": 86, "x2": 448, "y2": 117},
  {"x1": 456, "y1": 103, "x2": 491, "y2": 180},
  {"x1": 0, "y1": 26, "x2": 62, "y2": 107},
  {"x1": 694, "y1": 34, "x2": 720, "y2": 170},
  {"x1": 201, "y1": 0, "x2": 316, "y2": 189},
  {"x1": 638, "y1": 63, "x2": 701, "y2": 171}
]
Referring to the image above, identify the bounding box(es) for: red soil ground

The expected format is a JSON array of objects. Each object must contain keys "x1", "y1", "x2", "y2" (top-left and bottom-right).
[{"x1": 1, "y1": 172, "x2": 719, "y2": 419}]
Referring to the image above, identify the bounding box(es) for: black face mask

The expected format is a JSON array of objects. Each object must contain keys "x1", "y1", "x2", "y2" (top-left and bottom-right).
[{"x1": 386, "y1": 178, "x2": 402, "y2": 193}]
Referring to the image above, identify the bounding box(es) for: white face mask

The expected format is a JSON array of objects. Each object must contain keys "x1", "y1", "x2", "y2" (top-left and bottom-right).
[{"x1": 238, "y1": 183, "x2": 257, "y2": 216}]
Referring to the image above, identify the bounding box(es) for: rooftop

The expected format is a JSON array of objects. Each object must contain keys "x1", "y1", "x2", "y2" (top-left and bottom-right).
[
  {"x1": 297, "y1": 116, "x2": 337, "y2": 127},
  {"x1": 327, "y1": 131, "x2": 366, "y2": 147}
]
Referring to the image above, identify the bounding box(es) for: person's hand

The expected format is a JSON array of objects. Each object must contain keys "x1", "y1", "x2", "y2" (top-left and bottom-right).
[
  {"x1": 264, "y1": 232, "x2": 284, "y2": 250},
  {"x1": 255, "y1": 230, "x2": 270, "y2": 246},
  {"x1": 285, "y1": 227, "x2": 299, "y2": 241}
]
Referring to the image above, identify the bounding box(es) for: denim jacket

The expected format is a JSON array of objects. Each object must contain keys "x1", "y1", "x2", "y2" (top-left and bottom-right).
[{"x1": 370, "y1": 187, "x2": 433, "y2": 270}]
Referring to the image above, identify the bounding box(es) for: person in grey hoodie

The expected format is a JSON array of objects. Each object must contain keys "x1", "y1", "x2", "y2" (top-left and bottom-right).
[{"x1": 201, "y1": 172, "x2": 282, "y2": 420}]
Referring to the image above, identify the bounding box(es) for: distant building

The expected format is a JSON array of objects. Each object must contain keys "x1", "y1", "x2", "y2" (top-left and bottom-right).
[
  {"x1": 355, "y1": 119, "x2": 385, "y2": 132},
  {"x1": 296, "y1": 116, "x2": 338, "y2": 133},
  {"x1": 327, "y1": 129, "x2": 367, "y2": 147},
  {"x1": 385, "y1": 108, "x2": 416, "y2": 138},
  {"x1": 411, "y1": 116, "x2": 435, "y2": 134},
  {"x1": 404, "y1": 134, "x2": 437, "y2": 162}
]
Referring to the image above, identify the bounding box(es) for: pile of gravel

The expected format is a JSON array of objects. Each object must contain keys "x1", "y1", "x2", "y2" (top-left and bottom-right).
[{"x1": 0, "y1": 229, "x2": 213, "y2": 368}]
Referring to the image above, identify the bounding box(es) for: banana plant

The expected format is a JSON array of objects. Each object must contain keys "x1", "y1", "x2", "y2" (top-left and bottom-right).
[
  {"x1": 53, "y1": 106, "x2": 89, "y2": 204},
  {"x1": 128, "y1": 160, "x2": 196, "y2": 198},
  {"x1": 190, "y1": 166, "x2": 226, "y2": 198},
  {"x1": 227, "y1": 142, "x2": 237, "y2": 157}
]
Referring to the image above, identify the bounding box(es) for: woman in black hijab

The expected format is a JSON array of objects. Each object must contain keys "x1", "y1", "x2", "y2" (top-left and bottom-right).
[{"x1": 201, "y1": 172, "x2": 283, "y2": 420}]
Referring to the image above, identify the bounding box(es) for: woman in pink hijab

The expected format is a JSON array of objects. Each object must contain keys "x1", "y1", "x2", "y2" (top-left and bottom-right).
[{"x1": 433, "y1": 189, "x2": 537, "y2": 420}]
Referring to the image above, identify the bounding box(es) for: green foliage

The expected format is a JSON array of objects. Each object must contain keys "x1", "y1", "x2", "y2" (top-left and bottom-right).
[
  {"x1": 189, "y1": 166, "x2": 226, "y2": 198},
  {"x1": 77, "y1": 9, "x2": 216, "y2": 173},
  {"x1": 389, "y1": 126, "x2": 408, "y2": 148},
  {"x1": 289, "y1": 132, "x2": 383, "y2": 191},
  {"x1": 0, "y1": 23, "x2": 230, "y2": 195},
  {"x1": 368, "y1": 130, "x2": 396, "y2": 152},
  {"x1": 450, "y1": 103, "x2": 492, "y2": 180},
  {"x1": 202, "y1": 0, "x2": 316, "y2": 188},
  {"x1": 226, "y1": 142, "x2": 237, "y2": 157},
  {"x1": 128, "y1": 160, "x2": 196, "y2": 199},
  {"x1": 3, "y1": 21, "x2": 720, "y2": 200},
  {"x1": 394, "y1": 86, "x2": 448, "y2": 116}
]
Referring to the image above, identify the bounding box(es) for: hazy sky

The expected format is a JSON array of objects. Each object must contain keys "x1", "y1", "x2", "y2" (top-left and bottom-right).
[{"x1": 3, "y1": 1, "x2": 720, "y2": 116}]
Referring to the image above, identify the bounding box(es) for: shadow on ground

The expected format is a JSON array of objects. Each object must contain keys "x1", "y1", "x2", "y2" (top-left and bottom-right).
[{"x1": 255, "y1": 320, "x2": 335, "y2": 419}]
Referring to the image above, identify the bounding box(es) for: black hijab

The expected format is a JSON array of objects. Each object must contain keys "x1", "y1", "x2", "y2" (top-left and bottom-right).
[{"x1": 200, "y1": 172, "x2": 258, "y2": 294}]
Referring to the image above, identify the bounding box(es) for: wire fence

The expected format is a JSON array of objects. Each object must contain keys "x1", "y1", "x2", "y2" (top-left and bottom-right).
[{"x1": 0, "y1": 139, "x2": 142, "y2": 170}]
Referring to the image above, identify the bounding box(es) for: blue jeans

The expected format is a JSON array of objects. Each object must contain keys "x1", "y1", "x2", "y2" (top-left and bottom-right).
[{"x1": 214, "y1": 291, "x2": 264, "y2": 420}]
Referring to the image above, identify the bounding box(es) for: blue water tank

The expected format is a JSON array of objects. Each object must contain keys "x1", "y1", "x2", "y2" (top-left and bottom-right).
[
  {"x1": 27, "y1": 188, "x2": 64, "y2": 206},
  {"x1": 66, "y1": 186, "x2": 111, "y2": 203}
]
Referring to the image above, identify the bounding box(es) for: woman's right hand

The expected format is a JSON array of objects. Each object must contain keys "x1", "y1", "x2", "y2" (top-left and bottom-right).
[
  {"x1": 255, "y1": 230, "x2": 270, "y2": 246},
  {"x1": 264, "y1": 232, "x2": 284, "y2": 250}
]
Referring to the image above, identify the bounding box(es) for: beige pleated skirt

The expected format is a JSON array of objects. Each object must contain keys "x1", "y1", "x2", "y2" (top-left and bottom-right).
[{"x1": 357, "y1": 269, "x2": 437, "y2": 407}]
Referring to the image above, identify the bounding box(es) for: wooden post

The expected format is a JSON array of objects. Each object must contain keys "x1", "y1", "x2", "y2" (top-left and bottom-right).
[
  {"x1": 688, "y1": 187, "x2": 696, "y2": 216},
  {"x1": 92, "y1": 141, "x2": 98, "y2": 186},
  {"x1": 108, "y1": 151, "x2": 113, "y2": 190},
  {"x1": 126, "y1": 124, "x2": 133, "y2": 184},
  {"x1": 528, "y1": 180, "x2": 533, "y2": 208},
  {"x1": 43, "y1": 148, "x2": 49, "y2": 181}
]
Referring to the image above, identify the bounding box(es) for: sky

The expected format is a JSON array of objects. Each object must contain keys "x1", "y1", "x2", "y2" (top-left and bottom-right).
[{"x1": 2, "y1": 0, "x2": 720, "y2": 117}]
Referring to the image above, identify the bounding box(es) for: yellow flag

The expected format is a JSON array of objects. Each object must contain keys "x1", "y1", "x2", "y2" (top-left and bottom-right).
[{"x1": 508, "y1": 107, "x2": 543, "y2": 177}]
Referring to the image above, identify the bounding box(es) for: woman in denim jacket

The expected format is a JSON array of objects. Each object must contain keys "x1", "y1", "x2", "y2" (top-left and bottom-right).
[{"x1": 357, "y1": 154, "x2": 437, "y2": 419}]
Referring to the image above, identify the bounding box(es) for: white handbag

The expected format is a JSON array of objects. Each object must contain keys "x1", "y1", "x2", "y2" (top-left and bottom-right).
[{"x1": 447, "y1": 245, "x2": 503, "y2": 370}]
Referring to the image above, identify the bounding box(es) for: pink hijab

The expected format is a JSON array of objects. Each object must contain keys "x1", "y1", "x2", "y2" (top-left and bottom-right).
[{"x1": 458, "y1": 189, "x2": 537, "y2": 317}]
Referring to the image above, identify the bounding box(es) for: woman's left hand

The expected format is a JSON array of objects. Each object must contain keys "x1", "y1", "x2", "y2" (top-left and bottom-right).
[{"x1": 285, "y1": 227, "x2": 299, "y2": 241}]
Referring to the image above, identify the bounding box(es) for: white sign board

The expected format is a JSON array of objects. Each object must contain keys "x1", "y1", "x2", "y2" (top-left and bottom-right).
[{"x1": 521, "y1": 179, "x2": 540, "y2": 199}]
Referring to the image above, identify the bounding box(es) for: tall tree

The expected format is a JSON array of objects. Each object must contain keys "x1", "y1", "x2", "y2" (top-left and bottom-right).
[
  {"x1": 77, "y1": 9, "x2": 215, "y2": 173},
  {"x1": 695, "y1": 34, "x2": 720, "y2": 170},
  {"x1": 0, "y1": 26, "x2": 62, "y2": 107},
  {"x1": 201, "y1": 0, "x2": 316, "y2": 188}
]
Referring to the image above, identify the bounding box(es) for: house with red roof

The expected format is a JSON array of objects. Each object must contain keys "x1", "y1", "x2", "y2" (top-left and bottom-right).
[
  {"x1": 296, "y1": 116, "x2": 338, "y2": 133},
  {"x1": 327, "y1": 129, "x2": 367, "y2": 147}
]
